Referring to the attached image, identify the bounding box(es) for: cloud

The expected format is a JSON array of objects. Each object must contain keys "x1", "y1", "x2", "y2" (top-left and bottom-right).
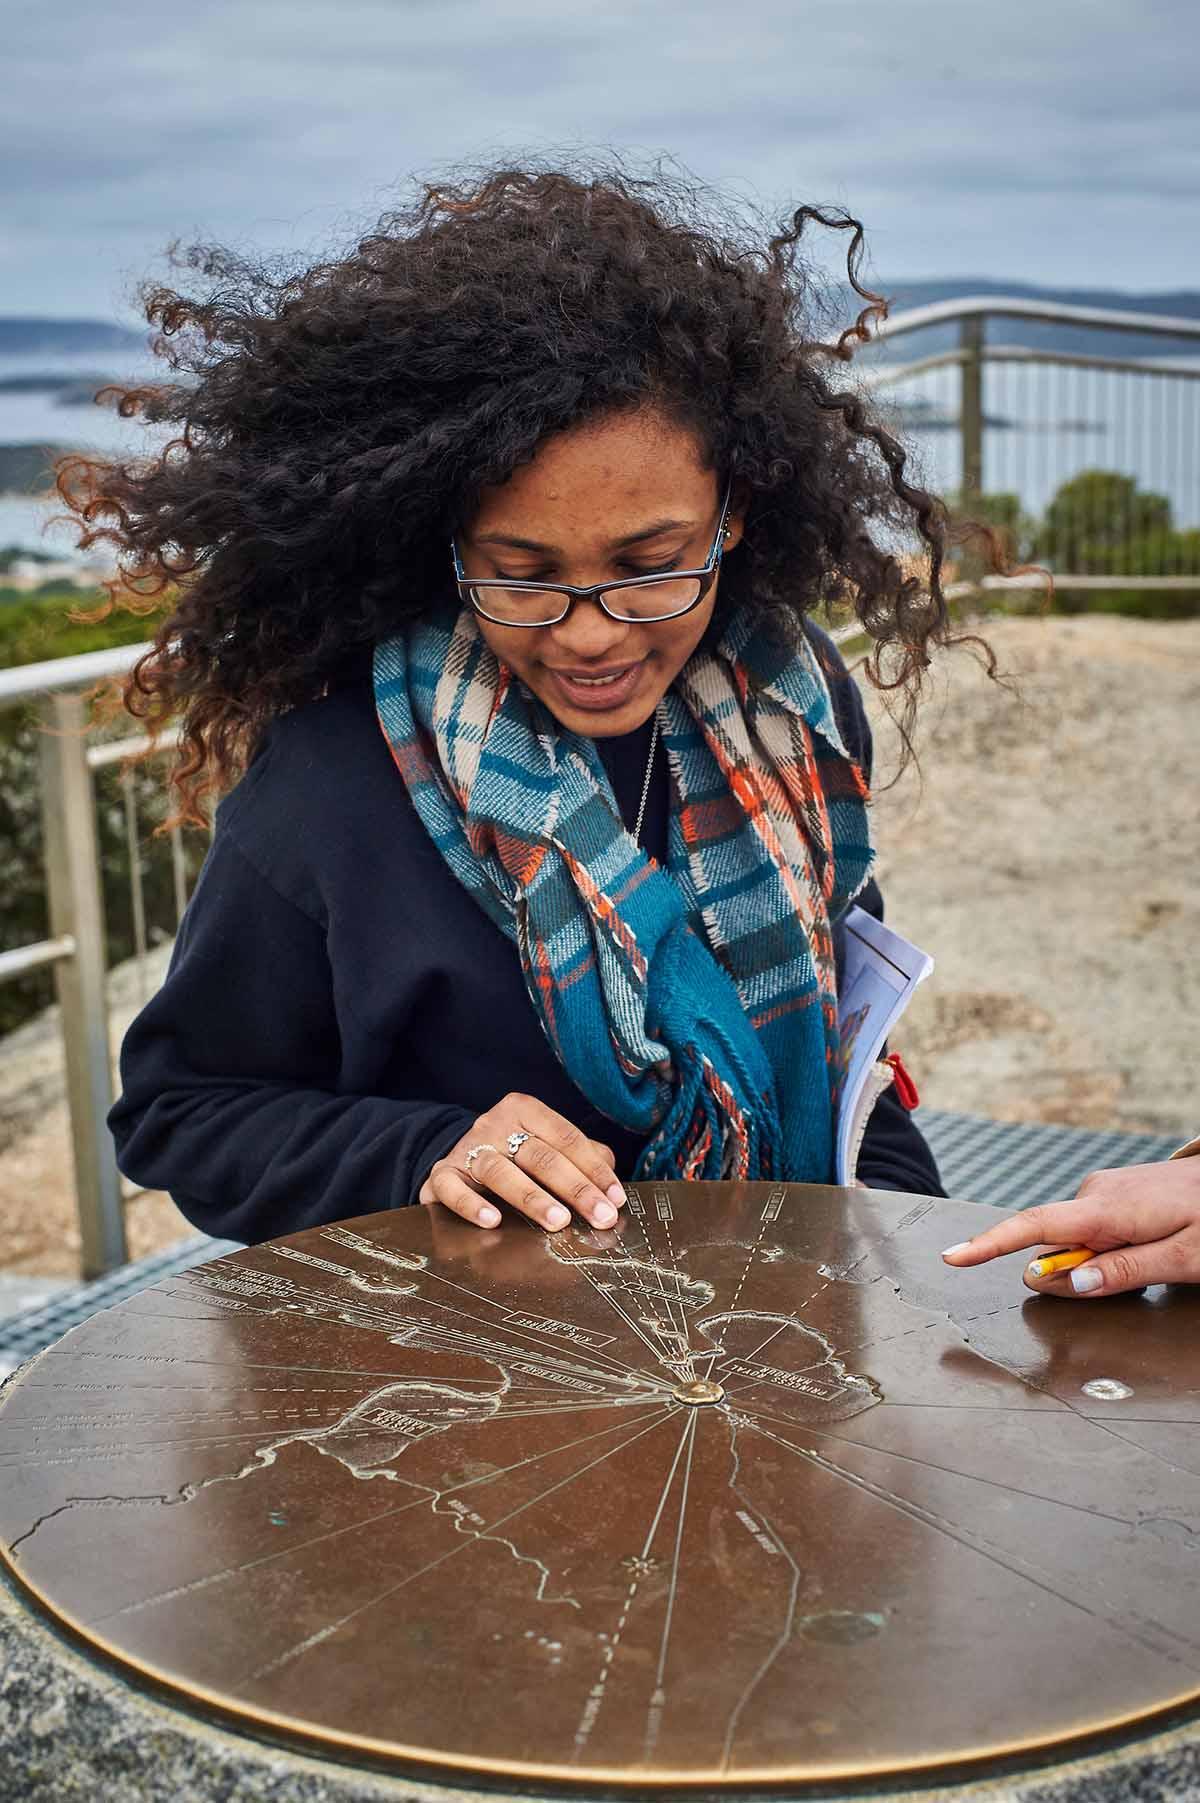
[{"x1": 3, "y1": 0, "x2": 1196, "y2": 315}]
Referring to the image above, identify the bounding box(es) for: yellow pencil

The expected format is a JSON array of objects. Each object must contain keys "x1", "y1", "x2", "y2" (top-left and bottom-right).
[{"x1": 1027, "y1": 1247, "x2": 1094, "y2": 1279}]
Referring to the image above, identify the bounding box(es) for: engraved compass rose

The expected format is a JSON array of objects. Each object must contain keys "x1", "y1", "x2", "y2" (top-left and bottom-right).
[{"x1": 620, "y1": 1553, "x2": 661, "y2": 1577}]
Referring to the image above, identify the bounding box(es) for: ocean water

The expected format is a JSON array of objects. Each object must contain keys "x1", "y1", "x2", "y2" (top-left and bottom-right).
[
  {"x1": 0, "y1": 493, "x2": 82, "y2": 557},
  {"x1": 0, "y1": 345, "x2": 164, "y2": 557}
]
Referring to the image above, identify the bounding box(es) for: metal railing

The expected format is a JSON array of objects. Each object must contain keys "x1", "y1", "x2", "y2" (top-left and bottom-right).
[
  {"x1": 2, "y1": 294, "x2": 1198, "y2": 1276},
  {"x1": 862, "y1": 296, "x2": 1200, "y2": 585},
  {"x1": 0, "y1": 644, "x2": 189, "y2": 1275}
]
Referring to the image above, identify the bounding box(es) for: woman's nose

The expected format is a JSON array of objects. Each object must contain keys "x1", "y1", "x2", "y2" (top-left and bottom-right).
[{"x1": 548, "y1": 599, "x2": 633, "y2": 662}]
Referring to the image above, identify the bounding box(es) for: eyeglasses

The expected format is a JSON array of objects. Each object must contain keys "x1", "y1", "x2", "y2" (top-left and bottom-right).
[{"x1": 451, "y1": 482, "x2": 732, "y2": 628}]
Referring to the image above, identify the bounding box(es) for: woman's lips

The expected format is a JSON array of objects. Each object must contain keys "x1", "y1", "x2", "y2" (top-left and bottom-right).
[{"x1": 546, "y1": 661, "x2": 644, "y2": 712}]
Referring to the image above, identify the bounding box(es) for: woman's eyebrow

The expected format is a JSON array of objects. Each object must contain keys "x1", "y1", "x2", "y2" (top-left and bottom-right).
[
  {"x1": 472, "y1": 517, "x2": 696, "y2": 553},
  {"x1": 613, "y1": 517, "x2": 695, "y2": 548}
]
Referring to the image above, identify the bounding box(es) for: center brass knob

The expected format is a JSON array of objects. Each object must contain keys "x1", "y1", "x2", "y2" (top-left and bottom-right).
[{"x1": 672, "y1": 1379, "x2": 725, "y2": 1406}]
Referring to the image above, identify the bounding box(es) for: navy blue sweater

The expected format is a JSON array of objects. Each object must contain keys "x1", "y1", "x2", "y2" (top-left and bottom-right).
[{"x1": 109, "y1": 633, "x2": 943, "y2": 1242}]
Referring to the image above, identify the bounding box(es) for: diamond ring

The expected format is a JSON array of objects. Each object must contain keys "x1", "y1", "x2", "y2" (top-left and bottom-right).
[
  {"x1": 506, "y1": 1130, "x2": 531, "y2": 1158},
  {"x1": 463, "y1": 1142, "x2": 499, "y2": 1176}
]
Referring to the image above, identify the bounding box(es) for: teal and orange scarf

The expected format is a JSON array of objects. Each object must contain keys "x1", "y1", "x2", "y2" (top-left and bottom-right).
[{"x1": 373, "y1": 608, "x2": 871, "y2": 1182}]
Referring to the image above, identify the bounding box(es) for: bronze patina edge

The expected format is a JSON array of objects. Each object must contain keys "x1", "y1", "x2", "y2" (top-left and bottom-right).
[{"x1": 3, "y1": 1524, "x2": 1200, "y2": 1794}]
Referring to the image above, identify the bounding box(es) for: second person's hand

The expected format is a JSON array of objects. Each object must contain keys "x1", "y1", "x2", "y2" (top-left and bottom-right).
[
  {"x1": 941, "y1": 1156, "x2": 1200, "y2": 1297},
  {"x1": 419, "y1": 1093, "x2": 627, "y2": 1232}
]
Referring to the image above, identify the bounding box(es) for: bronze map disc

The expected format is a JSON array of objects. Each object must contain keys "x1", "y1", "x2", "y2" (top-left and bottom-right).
[{"x1": 2, "y1": 1181, "x2": 1199, "y2": 1790}]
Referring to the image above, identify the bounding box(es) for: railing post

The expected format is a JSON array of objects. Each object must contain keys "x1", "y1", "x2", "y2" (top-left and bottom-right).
[
  {"x1": 38, "y1": 692, "x2": 127, "y2": 1276},
  {"x1": 959, "y1": 314, "x2": 984, "y2": 503}
]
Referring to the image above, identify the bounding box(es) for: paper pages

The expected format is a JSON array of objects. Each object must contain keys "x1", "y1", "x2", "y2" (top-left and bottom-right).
[{"x1": 835, "y1": 906, "x2": 934, "y2": 1185}]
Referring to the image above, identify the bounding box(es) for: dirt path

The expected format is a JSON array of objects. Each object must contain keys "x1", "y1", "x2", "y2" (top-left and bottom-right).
[
  {"x1": 0, "y1": 945, "x2": 191, "y2": 1277},
  {"x1": 862, "y1": 613, "x2": 1199, "y2": 1137},
  {"x1": 0, "y1": 613, "x2": 1195, "y2": 1278}
]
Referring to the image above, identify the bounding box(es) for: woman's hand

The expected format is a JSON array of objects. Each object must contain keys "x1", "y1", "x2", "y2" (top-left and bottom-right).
[
  {"x1": 419, "y1": 1094, "x2": 627, "y2": 1232},
  {"x1": 941, "y1": 1155, "x2": 1200, "y2": 1297}
]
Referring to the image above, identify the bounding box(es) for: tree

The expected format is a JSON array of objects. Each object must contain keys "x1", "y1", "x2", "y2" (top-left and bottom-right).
[{"x1": 1034, "y1": 470, "x2": 1173, "y2": 573}]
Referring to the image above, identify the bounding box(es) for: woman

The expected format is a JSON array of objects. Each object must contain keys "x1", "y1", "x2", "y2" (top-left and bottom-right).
[{"x1": 70, "y1": 166, "x2": 956, "y2": 1246}]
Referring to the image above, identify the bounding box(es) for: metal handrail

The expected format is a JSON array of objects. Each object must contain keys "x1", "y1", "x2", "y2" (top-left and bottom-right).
[
  {"x1": 866, "y1": 346, "x2": 1200, "y2": 388},
  {"x1": 872, "y1": 295, "x2": 1200, "y2": 343},
  {"x1": 0, "y1": 641, "x2": 146, "y2": 713},
  {"x1": 0, "y1": 936, "x2": 76, "y2": 983},
  {"x1": 864, "y1": 295, "x2": 1200, "y2": 583},
  {"x1": 1, "y1": 643, "x2": 185, "y2": 1276}
]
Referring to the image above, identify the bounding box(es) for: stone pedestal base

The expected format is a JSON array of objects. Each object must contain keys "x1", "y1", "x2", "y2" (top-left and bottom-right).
[{"x1": 3, "y1": 1574, "x2": 1200, "y2": 1803}]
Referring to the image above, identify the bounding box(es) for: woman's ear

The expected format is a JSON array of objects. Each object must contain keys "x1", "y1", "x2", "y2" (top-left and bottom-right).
[{"x1": 722, "y1": 479, "x2": 751, "y2": 553}]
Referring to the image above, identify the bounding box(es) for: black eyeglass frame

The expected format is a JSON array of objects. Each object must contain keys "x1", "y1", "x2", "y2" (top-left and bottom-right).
[{"x1": 450, "y1": 481, "x2": 733, "y2": 628}]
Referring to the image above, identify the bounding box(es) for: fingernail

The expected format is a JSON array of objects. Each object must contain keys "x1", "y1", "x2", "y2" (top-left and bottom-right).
[
  {"x1": 478, "y1": 1204, "x2": 501, "y2": 1228},
  {"x1": 593, "y1": 1201, "x2": 617, "y2": 1228},
  {"x1": 942, "y1": 1242, "x2": 971, "y2": 1260},
  {"x1": 546, "y1": 1204, "x2": 571, "y2": 1229},
  {"x1": 606, "y1": 1184, "x2": 626, "y2": 1207},
  {"x1": 1070, "y1": 1265, "x2": 1103, "y2": 1294}
]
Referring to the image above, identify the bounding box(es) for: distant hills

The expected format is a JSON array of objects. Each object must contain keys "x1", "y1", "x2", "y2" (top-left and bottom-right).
[
  {"x1": 0, "y1": 318, "x2": 147, "y2": 356},
  {"x1": 0, "y1": 372, "x2": 114, "y2": 398},
  {"x1": 879, "y1": 278, "x2": 1200, "y2": 321},
  {"x1": 0, "y1": 444, "x2": 69, "y2": 494}
]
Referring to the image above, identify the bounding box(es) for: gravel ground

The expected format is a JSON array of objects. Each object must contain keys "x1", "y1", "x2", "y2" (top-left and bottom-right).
[
  {"x1": 0, "y1": 944, "x2": 190, "y2": 1278},
  {"x1": 862, "y1": 612, "x2": 1199, "y2": 1138},
  {"x1": 0, "y1": 612, "x2": 1195, "y2": 1278}
]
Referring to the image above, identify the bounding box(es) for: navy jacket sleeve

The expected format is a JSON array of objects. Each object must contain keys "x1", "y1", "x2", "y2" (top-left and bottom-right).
[
  {"x1": 108, "y1": 831, "x2": 475, "y2": 1244},
  {"x1": 813, "y1": 628, "x2": 945, "y2": 1199}
]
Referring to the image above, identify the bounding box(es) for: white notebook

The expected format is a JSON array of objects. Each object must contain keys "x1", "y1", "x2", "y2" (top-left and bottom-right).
[{"x1": 835, "y1": 906, "x2": 934, "y2": 1186}]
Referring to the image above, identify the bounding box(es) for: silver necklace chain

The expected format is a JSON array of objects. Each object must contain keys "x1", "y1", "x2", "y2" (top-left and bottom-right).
[{"x1": 632, "y1": 712, "x2": 661, "y2": 845}]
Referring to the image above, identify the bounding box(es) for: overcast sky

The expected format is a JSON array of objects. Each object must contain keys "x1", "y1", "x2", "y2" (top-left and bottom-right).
[{"x1": 4, "y1": 0, "x2": 1197, "y2": 321}]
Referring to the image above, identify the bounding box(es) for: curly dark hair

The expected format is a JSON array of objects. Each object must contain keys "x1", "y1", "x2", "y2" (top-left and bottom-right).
[{"x1": 59, "y1": 161, "x2": 994, "y2": 822}]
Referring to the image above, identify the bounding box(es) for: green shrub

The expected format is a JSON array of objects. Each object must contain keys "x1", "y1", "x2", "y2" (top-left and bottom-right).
[
  {"x1": 0, "y1": 588, "x2": 152, "y2": 665},
  {"x1": 1049, "y1": 586, "x2": 1200, "y2": 621},
  {"x1": 963, "y1": 473, "x2": 1200, "y2": 618}
]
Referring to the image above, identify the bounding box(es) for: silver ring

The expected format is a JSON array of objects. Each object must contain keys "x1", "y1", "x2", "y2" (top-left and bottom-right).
[
  {"x1": 506, "y1": 1130, "x2": 531, "y2": 1158},
  {"x1": 463, "y1": 1142, "x2": 499, "y2": 1176}
]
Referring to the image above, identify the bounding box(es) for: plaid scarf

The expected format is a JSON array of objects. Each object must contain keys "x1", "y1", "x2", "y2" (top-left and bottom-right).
[{"x1": 373, "y1": 609, "x2": 872, "y2": 1182}]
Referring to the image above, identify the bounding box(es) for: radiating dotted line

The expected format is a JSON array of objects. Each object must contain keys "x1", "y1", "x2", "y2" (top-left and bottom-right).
[
  {"x1": 656, "y1": 1212, "x2": 696, "y2": 1369},
  {"x1": 726, "y1": 1215, "x2": 770, "y2": 1316}
]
